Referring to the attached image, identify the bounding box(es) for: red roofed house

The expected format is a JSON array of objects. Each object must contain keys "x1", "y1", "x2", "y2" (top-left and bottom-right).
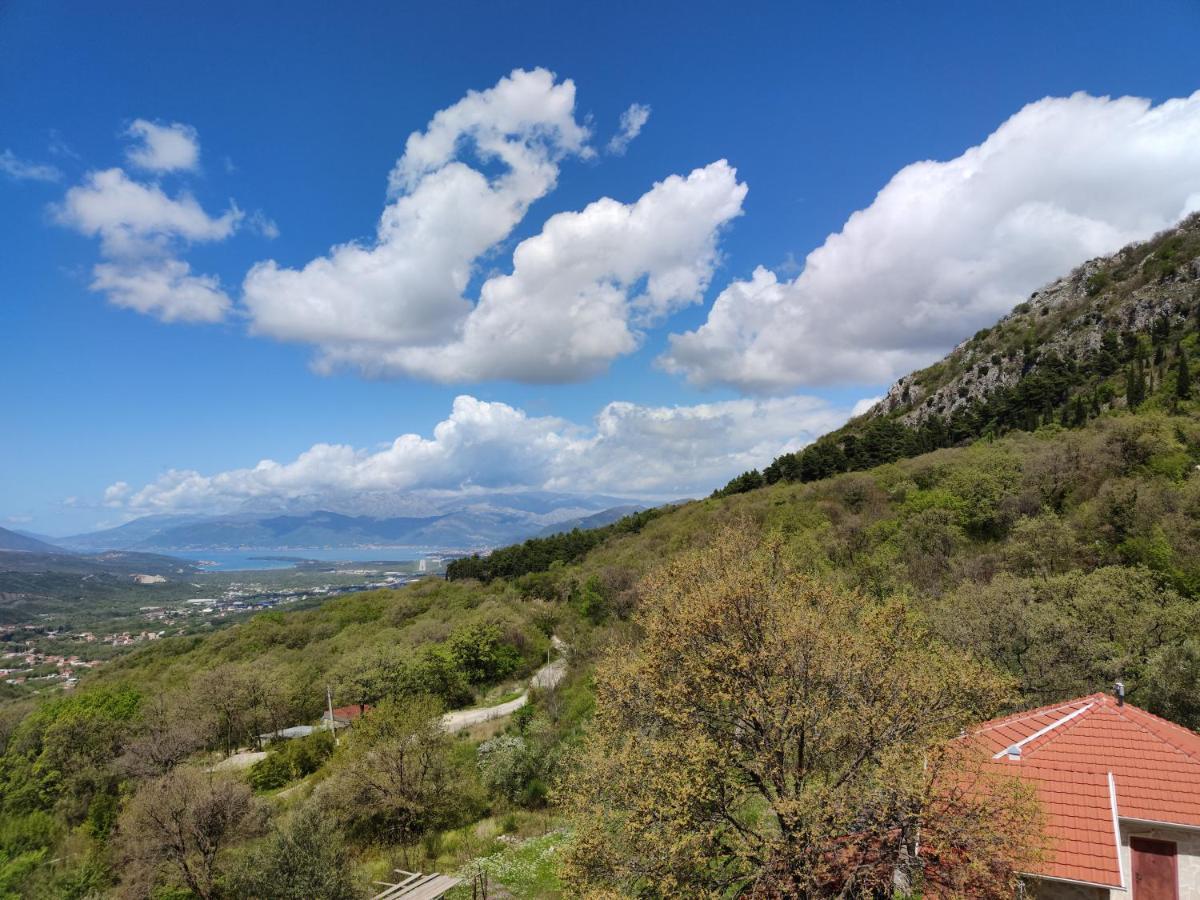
[
  {"x1": 971, "y1": 688, "x2": 1200, "y2": 898},
  {"x1": 322, "y1": 703, "x2": 370, "y2": 728}
]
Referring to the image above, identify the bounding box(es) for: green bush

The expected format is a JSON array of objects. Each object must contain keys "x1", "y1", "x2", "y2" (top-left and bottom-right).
[{"x1": 249, "y1": 730, "x2": 335, "y2": 792}]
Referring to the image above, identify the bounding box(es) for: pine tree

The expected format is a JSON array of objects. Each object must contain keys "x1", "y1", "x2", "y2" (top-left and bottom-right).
[{"x1": 1177, "y1": 345, "x2": 1192, "y2": 400}]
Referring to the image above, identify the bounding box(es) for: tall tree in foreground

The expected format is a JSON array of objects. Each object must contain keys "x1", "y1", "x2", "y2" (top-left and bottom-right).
[{"x1": 560, "y1": 527, "x2": 1042, "y2": 899}]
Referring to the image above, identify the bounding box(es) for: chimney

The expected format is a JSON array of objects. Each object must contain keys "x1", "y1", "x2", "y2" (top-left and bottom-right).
[{"x1": 1114, "y1": 680, "x2": 1125, "y2": 706}]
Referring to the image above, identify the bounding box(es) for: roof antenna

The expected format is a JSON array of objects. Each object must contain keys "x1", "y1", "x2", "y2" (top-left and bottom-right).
[{"x1": 1114, "y1": 680, "x2": 1125, "y2": 706}]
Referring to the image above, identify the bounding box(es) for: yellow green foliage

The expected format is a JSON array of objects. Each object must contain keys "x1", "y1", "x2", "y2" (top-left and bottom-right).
[{"x1": 560, "y1": 527, "x2": 1042, "y2": 899}]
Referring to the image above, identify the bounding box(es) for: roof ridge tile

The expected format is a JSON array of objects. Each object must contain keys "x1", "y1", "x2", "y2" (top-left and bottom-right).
[{"x1": 974, "y1": 695, "x2": 1099, "y2": 736}]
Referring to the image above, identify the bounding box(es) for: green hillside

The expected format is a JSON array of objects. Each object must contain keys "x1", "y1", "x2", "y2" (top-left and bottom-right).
[
  {"x1": 5, "y1": 400, "x2": 1200, "y2": 897},
  {"x1": 4, "y1": 219, "x2": 1200, "y2": 896}
]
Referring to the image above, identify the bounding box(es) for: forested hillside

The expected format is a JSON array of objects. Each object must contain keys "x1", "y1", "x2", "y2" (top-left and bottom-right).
[{"x1": 4, "y1": 219, "x2": 1200, "y2": 897}]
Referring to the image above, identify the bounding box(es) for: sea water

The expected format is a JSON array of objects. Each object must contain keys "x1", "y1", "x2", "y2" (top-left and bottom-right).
[{"x1": 168, "y1": 547, "x2": 437, "y2": 571}]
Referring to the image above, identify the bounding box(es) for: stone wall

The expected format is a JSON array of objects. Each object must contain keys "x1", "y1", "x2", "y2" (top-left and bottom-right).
[{"x1": 1029, "y1": 879, "x2": 1107, "y2": 900}]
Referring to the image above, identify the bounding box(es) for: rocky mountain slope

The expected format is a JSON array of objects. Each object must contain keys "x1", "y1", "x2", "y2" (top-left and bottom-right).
[
  {"x1": 871, "y1": 212, "x2": 1200, "y2": 425},
  {"x1": 718, "y1": 213, "x2": 1200, "y2": 494}
]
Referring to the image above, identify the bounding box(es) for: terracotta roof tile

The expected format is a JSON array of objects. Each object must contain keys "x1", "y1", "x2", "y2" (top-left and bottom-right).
[{"x1": 967, "y1": 693, "x2": 1200, "y2": 888}]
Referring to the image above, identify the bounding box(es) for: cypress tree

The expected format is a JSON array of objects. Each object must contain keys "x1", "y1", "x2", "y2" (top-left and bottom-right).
[
  {"x1": 1177, "y1": 345, "x2": 1192, "y2": 400},
  {"x1": 1126, "y1": 364, "x2": 1147, "y2": 409},
  {"x1": 1072, "y1": 395, "x2": 1087, "y2": 427}
]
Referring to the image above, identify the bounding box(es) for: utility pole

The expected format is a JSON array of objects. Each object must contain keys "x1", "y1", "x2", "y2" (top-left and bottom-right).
[{"x1": 326, "y1": 683, "x2": 339, "y2": 746}]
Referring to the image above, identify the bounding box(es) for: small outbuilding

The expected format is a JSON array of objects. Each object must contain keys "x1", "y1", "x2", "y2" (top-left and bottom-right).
[
  {"x1": 257, "y1": 724, "x2": 316, "y2": 743},
  {"x1": 971, "y1": 690, "x2": 1200, "y2": 898},
  {"x1": 322, "y1": 702, "x2": 371, "y2": 728}
]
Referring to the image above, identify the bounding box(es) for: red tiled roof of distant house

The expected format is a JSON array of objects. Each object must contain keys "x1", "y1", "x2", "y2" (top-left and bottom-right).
[
  {"x1": 967, "y1": 692, "x2": 1200, "y2": 887},
  {"x1": 329, "y1": 703, "x2": 370, "y2": 721}
]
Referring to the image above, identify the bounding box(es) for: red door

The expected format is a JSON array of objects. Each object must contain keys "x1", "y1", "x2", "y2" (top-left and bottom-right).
[{"x1": 1132, "y1": 837, "x2": 1178, "y2": 900}]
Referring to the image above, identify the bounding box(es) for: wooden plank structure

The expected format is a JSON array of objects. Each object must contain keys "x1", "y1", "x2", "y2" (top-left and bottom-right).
[{"x1": 370, "y1": 869, "x2": 462, "y2": 900}]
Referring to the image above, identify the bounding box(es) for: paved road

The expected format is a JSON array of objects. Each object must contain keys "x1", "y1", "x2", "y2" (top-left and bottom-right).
[
  {"x1": 441, "y1": 693, "x2": 530, "y2": 732},
  {"x1": 441, "y1": 643, "x2": 568, "y2": 733}
]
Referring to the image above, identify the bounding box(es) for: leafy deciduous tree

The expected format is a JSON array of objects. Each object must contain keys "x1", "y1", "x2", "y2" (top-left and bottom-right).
[{"x1": 561, "y1": 527, "x2": 1041, "y2": 899}]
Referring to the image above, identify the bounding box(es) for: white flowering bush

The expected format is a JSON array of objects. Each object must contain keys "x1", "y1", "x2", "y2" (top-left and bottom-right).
[{"x1": 454, "y1": 831, "x2": 568, "y2": 897}]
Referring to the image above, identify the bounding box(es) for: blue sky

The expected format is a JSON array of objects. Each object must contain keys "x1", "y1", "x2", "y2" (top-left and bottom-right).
[{"x1": 4, "y1": 0, "x2": 1200, "y2": 534}]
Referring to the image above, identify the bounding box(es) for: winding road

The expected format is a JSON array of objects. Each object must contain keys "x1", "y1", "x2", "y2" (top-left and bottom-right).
[{"x1": 441, "y1": 639, "x2": 567, "y2": 733}]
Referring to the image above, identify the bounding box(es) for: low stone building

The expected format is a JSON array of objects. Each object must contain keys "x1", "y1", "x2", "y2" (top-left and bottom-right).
[{"x1": 971, "y1": 690, "x2": 1200, "y2": 898}]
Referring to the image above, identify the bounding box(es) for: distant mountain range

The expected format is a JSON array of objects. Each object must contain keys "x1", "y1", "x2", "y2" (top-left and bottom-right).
[
  {"x1": 49, "y1": 491, "x2": 645, "y2": 553},
  {"x1": 537, "y1": 505, "x2": 646, "y2": 536},
  {"x1": 0, "y1": 526, "x2": 64, "y2": 554}
]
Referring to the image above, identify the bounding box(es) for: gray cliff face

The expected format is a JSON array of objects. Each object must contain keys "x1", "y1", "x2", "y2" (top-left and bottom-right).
[{"x1": 869, "y1": 216, "x2": 1200, "y2": 426}]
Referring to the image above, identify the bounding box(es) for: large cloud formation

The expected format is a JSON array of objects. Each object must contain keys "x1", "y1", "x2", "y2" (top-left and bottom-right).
[
  {"x1": 243, "y1": 69, "x2": 746, "y2": 382},
  {"x1": 55, "y1": 123, "x2": 243, "y2": 322},
  {"x1": 106, "y1": 394, "x2": 849, "y2": 514},
  {"x1": 661, "y1": 91, "x2": 1200, "y2": 393}
]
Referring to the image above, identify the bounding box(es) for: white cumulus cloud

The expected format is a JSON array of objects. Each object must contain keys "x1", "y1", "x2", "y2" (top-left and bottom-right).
[
  {"x1": 244, "y1": 68, "x2": 590, "y2": 352},
  {"x1": 105, "y1": 393, "x2": 850, "y2": 514},
  {"x1": 54, "y1": 124, "x2": 244, "y2": 323},
  {"x1": 243, "y1": 70, "x2": 744, "y2": 383},
  {"x1": 607, "y1": 102, "x2": 651, "y2": 155},
  {"x1": 125, "y1": 119, "x2": 200, "y2": 172},
  {"x1": 319, "y1": 160, "x2": 746, "y2": 382},
  {"x1": 91, "y1": 260, "x2": 232, "y2": 323},
  {"x1": 661, "y1": 91, "x2": 1200, "y2": 393},
  {"x1": 56, "y1": 168, "x2": 240, "y2": 256}
]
